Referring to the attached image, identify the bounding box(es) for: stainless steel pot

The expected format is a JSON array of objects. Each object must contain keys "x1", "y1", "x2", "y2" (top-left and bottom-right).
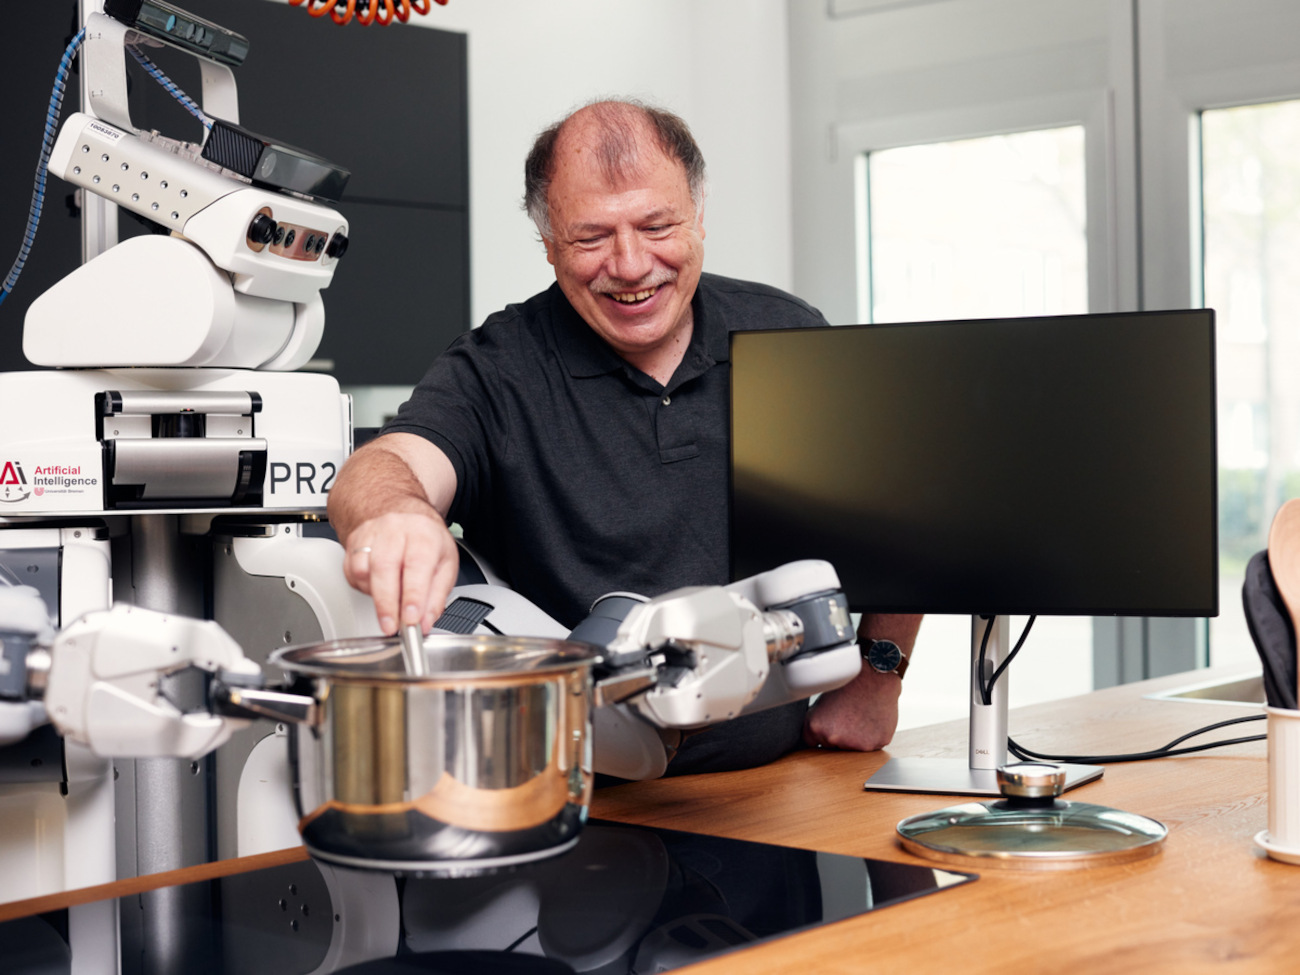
[{"x1": 248, "y1": 633, "x2": 601, "y2": 875}]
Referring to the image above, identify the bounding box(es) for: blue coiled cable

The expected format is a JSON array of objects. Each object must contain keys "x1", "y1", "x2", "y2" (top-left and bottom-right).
[
  {"x1": 0, "y1": 27, "x2": 85, "y2": 308},
  {"x1": 1, "y1": 32, "x2": 212, "y2": 309}
]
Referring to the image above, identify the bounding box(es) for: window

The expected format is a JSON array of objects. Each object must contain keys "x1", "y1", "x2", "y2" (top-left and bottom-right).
[
  {"x1": 1202, "y1": 98, "x2": 1300, "y2": 668},
  {"x1": 861, "y1": 127, "x2": 1088, "y2": 324},
  {"x1": 857, "y1": 125, "x2": 1091, "y2": 727},
  {"x1": 793, "y1": 0, "x2": 1300, "y2": 722}
]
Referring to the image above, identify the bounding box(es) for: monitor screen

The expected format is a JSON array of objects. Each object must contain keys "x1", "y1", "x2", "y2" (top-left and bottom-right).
[{"x1": 730, "y1": 310, "x2": 1218, "y2": 618}]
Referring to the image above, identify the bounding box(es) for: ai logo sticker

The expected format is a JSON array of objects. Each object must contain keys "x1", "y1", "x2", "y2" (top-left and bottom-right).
[{"x1": 0, "y1": 461, "x2": 30, "y2": 503}]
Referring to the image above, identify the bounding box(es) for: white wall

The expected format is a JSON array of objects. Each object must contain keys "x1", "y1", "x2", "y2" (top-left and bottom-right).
[
  {"x1": 284, "y1": 0, "x2": 796, "y2": 421},
  {"x1": 399, "y1": 0, "x2": 796, "y2": 327}
]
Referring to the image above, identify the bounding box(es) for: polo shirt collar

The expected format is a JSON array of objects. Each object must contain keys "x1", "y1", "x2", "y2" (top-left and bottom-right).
[{"x1": 549, "y1": 277, "x2": 726, "y2": 389}]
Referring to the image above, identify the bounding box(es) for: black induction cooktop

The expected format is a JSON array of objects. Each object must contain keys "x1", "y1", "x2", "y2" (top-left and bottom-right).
[{"x1": 2, "y1": 820, "x2": 974, "y2": 974}]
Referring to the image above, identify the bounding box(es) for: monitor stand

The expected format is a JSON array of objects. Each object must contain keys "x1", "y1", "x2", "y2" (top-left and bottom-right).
[{"x1": 863, "y1": 615, "x2": 1103, "y2": 797}]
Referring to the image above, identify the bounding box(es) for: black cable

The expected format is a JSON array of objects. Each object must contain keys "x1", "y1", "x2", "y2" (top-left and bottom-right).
[
  {"x1": 987, "y1": 615, "x2": 1035, "y2": 703},
  {"x1": 976, "y1": 615, "x2": 995, "y2": 705},
  {"x1": 1159, "y1": 713, "x2": 1266, "y2": 750},
  {"x1": 1007, "y1": 712, "x2": 1266, "y2": 765},
  {"x1": 980, "y1": 617, "x2": 1267, "y2": 764},
  {"x1": 503, "y1": 926, "x2": 540, "y2": 953},
  {"x1": 978, "y1": 614, "x2": 1036, "y2": 705}
]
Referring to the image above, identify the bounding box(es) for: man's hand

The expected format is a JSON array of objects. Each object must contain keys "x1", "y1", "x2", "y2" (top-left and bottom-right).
[
  {"x1": 802, "y1": 612, "x2": 922, "y2": 752},
  {"x1": 342, "y1": 511, "x2": 460, "y2": 635},
  {"x1": 802, "y1": 665, "x2": 902, "y2": 751},
  {"x1": 327, "y1": 433, "x2": 462, "y2": 636}
]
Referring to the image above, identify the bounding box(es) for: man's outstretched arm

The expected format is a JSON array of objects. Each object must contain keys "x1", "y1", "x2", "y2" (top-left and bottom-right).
[{"x1": 327, "y1": 432, "x2": 462, "y2": 635}]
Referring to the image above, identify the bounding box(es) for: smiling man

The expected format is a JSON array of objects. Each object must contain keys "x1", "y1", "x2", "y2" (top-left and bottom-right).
[
  {"x1": 536, "y1": 105, "x2": 705, "y2": 385},
  {"x1": 328, "y1": 100, "x2": 920, "y2": 771}
]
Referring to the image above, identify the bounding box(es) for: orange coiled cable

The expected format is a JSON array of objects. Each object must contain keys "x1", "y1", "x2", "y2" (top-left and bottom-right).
[
  {"x1": 293, "y1": 0, "x2": 340, "y2": 18},
  {"x1": 290, "y1": 0, "x2": 446, "y2": 25},
  {"x1": 351, "y1": 0, "x2": 379, "y2": 24}
]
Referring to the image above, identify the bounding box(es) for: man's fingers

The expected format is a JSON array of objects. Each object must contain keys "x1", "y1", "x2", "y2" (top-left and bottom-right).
[
  {"x1": 397, "y1": 541, "x2": 440, "y2": 631},
  {"x1": 365, "y1": 542, "x2": 405, "y2": 635},
  {"x1": 344, "y1": 543, "x2": 374, "y2": 592}
]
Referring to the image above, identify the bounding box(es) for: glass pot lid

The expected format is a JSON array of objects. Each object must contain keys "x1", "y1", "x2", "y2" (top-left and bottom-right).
[{"x1": 896, "y1": 763, "x2": 1167, "y2": 869}]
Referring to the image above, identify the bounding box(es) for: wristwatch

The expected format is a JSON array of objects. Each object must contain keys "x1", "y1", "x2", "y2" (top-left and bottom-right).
[{"x1": 864, "y1": 638, "x2": 909, "y2": 679}]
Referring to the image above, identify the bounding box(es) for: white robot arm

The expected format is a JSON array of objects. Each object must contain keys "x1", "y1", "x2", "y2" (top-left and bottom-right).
[
  {"x1": 445, "y1": 558, "x2": 863, "y2": 780},
  {"x1": 22, "y1": 604, "x2": 260, "y2": 759},
  {"x1": 599, "y1": 560, "x2": 859, "y2": 728},
  {"x1": 0, "y1": 576, "x2": 57, "y2": 748}
]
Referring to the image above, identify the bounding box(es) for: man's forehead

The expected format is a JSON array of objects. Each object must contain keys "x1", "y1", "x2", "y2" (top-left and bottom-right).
[
  {"x1": 554, "y1": 163, "x2": 685, "y2": 201},
  {"x1": 553, "y1": 115, "x2": 685, "y2": 186}
]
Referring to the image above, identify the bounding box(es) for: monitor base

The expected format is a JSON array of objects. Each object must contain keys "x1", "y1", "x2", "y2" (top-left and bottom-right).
[{"x1": 863, "y1": 757, "x2": 1103, "y2": 797}]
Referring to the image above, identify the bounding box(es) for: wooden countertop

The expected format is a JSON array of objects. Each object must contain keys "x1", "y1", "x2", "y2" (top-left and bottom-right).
[
  {"x1": 591, "y1": 668, "x2": 1290, "y2": 975},
  {"x1": 3, "y1": 668, "x2": 1292, "y2": 973}
]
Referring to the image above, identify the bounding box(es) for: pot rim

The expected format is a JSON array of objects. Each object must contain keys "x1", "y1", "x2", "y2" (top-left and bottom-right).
[{"x1": 269, "y1": 632, "x2": 603, "y2": 682}]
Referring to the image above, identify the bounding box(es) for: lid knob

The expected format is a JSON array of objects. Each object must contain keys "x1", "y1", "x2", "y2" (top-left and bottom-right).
[{"x1": 996, "y1": 762, "x2": 1067, "y2": 799}]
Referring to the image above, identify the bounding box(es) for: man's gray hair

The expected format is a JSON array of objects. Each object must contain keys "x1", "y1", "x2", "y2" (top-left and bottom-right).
[{"x1": 523, "y1": 99, "x2": 707, "y2": 241}]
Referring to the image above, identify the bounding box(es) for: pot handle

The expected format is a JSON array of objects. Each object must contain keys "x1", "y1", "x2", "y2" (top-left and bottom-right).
[
  {"x1": 593, "y1": 665, "x2": 658, "y2": 709},
  {"x1": 210, "y1": 674, "x2": 320, "y2": 726}
]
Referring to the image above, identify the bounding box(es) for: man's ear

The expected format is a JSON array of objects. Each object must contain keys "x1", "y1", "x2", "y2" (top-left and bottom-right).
[{"x1": 543, "y1": 234, "x2": 557, "y2": 266}]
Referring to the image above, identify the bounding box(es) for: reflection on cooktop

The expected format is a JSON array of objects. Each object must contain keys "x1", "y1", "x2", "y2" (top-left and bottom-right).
[{"x1": 2, "y1": 821, "x2": 974, "y2": 974}]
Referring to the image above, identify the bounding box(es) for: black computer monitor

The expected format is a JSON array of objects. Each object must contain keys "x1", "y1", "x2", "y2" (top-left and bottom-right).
[{"x1": 730, "y1": 309, "x2": 1218, "y2": 794}]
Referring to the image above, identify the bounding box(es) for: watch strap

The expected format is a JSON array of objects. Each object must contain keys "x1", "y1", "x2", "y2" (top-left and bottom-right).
[{"x1": 893, "y1": 651, "x2": 909, "y2": 679}]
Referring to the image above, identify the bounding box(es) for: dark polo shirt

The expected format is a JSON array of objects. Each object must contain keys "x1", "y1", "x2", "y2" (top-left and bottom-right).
[
  {"x1": 383, "y1": 272, "x2": 829, "y2": 774},
  {"x1": 385, "y1": 272, "x2": 829, "y2": 627}
]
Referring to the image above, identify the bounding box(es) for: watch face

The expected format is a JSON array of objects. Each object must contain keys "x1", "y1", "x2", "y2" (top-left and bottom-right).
[{"x1": 867, "y1": 639, "x2": 902, "y2": 674}]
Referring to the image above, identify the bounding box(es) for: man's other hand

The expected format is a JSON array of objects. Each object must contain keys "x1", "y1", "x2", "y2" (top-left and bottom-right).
[
  {"x1": 802, "y1": 612, "x2": 922, "y2": 752},
  {"x1": 802, "y1": 665, "x2": 902, "y2": 751}
]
